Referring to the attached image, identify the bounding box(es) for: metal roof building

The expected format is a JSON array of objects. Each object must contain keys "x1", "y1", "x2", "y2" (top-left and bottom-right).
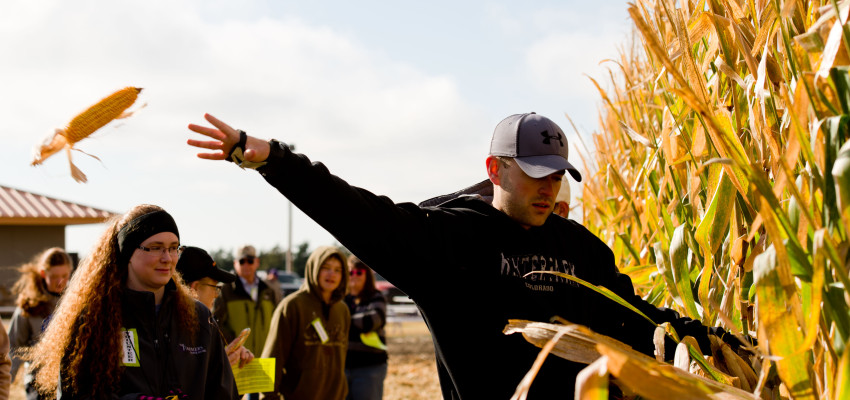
[{"x1": 0, "y1": 185, "x2": 117, "y2": 305}]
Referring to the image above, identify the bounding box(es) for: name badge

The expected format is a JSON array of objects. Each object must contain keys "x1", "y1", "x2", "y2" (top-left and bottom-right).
[
  {"x1": 311, "y1": 318, "x2": 329, "y2": 344},
  {"x1": 121, "y1": 328, "x2": 141, "y2": 367}
]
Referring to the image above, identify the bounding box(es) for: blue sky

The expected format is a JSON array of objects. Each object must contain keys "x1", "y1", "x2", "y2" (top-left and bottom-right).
[{"x1": 1, "y1": 0, "x2": 631, "y2": 258}]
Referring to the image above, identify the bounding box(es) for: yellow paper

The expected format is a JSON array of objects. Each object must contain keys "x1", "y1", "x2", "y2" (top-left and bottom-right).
[
  {"x1": 360, "y1": 332, "x2": 387, "y2": 350},
  {"x1": 232, "y1": 358, "x2": 276, "y2": 395}
]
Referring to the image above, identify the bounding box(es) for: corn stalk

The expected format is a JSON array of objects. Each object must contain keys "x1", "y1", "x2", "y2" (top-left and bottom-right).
[{"x1": 571, "y1": 0, "x2": 850, "y2": 398}]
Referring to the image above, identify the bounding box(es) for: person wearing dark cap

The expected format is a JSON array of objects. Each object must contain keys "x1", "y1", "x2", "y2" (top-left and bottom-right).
[
  {"x1": 187, "y1": 112, "x2": 750, "y2": 399},
  {"x1": 22, "y1": 204, "x2": 238, "y2": 400},
  {"x1": 177, "y1": 246, "x2": 256, "y2": 371},
  {"x1": 177, "y1": 246, "x2": 239, "y2": 309}
]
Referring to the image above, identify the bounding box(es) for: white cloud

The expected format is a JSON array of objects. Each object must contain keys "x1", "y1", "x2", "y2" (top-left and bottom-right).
[
  {"x1": 0, "y1": 1, "x2": 491, "y2": 256},
  {"x1": 524, "y1": 31, "x2": 622, "y2": 99}
]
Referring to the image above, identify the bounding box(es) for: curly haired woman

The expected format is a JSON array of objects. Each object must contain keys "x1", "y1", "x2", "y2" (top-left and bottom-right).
[
  {"x1": 8, "y1": 247, "x2": 72, "y2": 399},
  {"x1": 23, "y1": 204, "x2": 237, "y2": 400}
]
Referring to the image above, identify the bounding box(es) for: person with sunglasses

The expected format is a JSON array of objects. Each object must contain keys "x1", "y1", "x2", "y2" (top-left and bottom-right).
[
  {"x1": 343, "y1": 256, "x2": 387, "y2": 400},
  {"x1": 22, "y1": 204, "x2": 237, "y2": 399},
  {"x1": 214, "y1": 245, "x2": 282, "y2": 375}
]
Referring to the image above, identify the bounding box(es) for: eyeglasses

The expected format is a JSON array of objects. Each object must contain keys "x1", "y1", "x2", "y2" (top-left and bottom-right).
[
  {"x1": 350, "y1": 269, "x2": 365, "y2": 276},
  {"x1": 138, "y1": 245, "x2": 185, "y2": 257},
  {"x1": 201, "y1": 283, "x2": 223, "y2": 294},
  {"x1": 239, "y1": 256, "x2": 256, "y2": 265}
]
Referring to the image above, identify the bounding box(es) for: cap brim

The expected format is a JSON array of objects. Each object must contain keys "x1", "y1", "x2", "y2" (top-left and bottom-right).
[
  {"x1": 514, "y1": 155, "x2": 582, "y2": 182},
  {"x1": 208, "y1": 268, "x2": 238, "y2": 284}
]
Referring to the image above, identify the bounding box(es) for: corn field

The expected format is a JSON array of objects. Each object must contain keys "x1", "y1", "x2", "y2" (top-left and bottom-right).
[{"x1": 513, "y1": 0, "x2": 850, "y2": 399}]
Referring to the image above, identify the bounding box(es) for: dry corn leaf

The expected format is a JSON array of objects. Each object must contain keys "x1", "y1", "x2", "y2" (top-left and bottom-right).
[{"x1": 575, "y1": 356, "x2": 610, "y2": 400}]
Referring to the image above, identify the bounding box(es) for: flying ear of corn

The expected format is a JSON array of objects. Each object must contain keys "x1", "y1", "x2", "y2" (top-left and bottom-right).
[
  {"x1": 30, "y1": 86, "x2": 143, "y2": 182},
  {"x1": 63, "y1": 86, "x2": 142, "y2": 143}
]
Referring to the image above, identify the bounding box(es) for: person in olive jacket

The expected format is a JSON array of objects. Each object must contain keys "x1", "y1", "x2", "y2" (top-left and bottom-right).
[{"x1": 214, "y1": 245, "x2": 282, "y2": 357}]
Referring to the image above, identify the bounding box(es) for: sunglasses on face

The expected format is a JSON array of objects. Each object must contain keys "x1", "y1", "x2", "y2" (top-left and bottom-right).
[
  {"x1": 350, "y1": 269, "x2": 365, "y2": 276},
  {"x1": 239, "y1": 256, "x2": 256, "y2": 265}
]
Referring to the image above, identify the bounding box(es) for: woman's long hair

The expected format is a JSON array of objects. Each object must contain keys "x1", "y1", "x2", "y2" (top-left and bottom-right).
[
  {"x1": 23, "y1": 204, "x2": 198, "y2": 399},
  {"x1": 12, "y1": 247, "x2": 71, "y2": 318},
  {"x1": 348, "y1": 255, "x2": 379, "y2": 301}
]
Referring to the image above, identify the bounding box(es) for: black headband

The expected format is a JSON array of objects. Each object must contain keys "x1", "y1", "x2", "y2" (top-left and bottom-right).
[{"x1": 117, "y1": 210, "x2": 179, "y2": 265}]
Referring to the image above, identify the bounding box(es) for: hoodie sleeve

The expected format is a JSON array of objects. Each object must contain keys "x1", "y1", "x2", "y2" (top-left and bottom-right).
[
  {"x1": 259, "y1": 298, "x2": 298, "y2": 400},
  {"x1": 257, "y1": 141, "x2": 436, "y2": 297},
  {"x1": 350, "y1": 294, "x2": 387, "y2": 333}
]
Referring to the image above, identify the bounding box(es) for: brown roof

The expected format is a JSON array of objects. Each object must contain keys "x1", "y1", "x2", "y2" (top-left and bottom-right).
[{"x1": 0, "y1": 185, "x2": 118, "y2": 225}]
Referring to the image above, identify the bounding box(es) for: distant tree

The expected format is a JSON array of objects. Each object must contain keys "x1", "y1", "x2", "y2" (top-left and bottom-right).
[
  {"x1": 293, "y1": 242, "x2": 310, "y2": 277},
  {"x1": 208, "y1": 242, "x2": 312, "y2": 278},
  {"x1": 209, "y1": 248, "x2": 235, "y2": 274},
  {"x1": 259, "y1": 245, "x2": 287, "y2": 272}
]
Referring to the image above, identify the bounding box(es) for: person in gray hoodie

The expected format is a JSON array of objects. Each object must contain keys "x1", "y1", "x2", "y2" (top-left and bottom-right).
[
  {"x1": 8, "y1": 247, "x2": 72, "y2": 400},
  {"x1": 260, "y1": 246, "x2": 350, "y2": 400}
]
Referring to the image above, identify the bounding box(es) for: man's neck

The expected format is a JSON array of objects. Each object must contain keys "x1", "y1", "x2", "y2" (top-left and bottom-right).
[{"x1": 240, "y1": 274, "x2": 256, "y2": 285}]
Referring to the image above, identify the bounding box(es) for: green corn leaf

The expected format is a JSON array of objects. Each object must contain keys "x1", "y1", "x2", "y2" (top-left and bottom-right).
[
  {"x1": 837, "y1": 337, "x2": 850, "y2": 400},
  {"x1": 653, "y1": 242, "x2": 682, "y2": 306},
  {"x1": 825, "y1": 283, "x2": 850, "y2": 357},
  {"x1": 754, "y1": 245, "x2": 817, "y2": 400},
  {"x1": 695, "y1": 168, "x2": 736, "y2": 255},
  {"x1": 833, "y1": 138, "x2": 850, "y2": 237},
  {"x1": 670, "y1": 225, "x2": 702, "y2": 320},
  {"x1": 830, "y1": 66, "x2": 850, "y2": 115},
  {"x1": 824, "y1": 115, "x2": 850, "y2": 234},
  {"x1": 784, "y1": 238, "x2": 813, "y2": 281},
  {"x1": 617, "y1": 233, "x2": 642, "y2": 264}
]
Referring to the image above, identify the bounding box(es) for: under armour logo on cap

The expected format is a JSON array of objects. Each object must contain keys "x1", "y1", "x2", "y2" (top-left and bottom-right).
[
  {"x1": 540, "y1": 130, "x2": 564, "y2": 147},
  {"x1": 488, "y1": 112, "x2": 582, "y2": 181}
]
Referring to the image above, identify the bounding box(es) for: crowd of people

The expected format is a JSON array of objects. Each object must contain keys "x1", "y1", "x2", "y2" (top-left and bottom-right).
[
  {"x1": 0, "y1": 111, "x2": 754, "y2": 399},
  {"x1": 0, "y1": 219, "x2": 388, "y2": 400}
]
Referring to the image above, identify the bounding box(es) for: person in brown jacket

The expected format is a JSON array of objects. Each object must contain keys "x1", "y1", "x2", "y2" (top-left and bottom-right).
[{"x1": 261, "y1": 246, "x2": 350, "y2": 400}]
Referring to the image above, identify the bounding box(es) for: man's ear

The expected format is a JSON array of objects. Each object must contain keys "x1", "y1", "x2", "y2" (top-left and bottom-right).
[
  {"x1": 190, "y1": 281, "x2": 201, "y2": 291},
  {"x1": 486, "y1": 156, "x2": 501, "y2": 185},
  {"x1": 39, "y1": 269, "x2": 46, "y2": 279}
]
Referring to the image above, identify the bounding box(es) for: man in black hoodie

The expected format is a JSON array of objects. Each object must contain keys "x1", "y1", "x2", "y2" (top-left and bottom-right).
[{"x1": 187, "y1": 112, "x2": 748, "y2": 399}]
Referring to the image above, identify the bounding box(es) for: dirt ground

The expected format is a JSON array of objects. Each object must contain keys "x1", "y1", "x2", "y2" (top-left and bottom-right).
[
  {"x1": 384, "y1": 319, "x2": 441, "y2": 400},
  {"x1": 7, "y1": 319, "x2": 441, "y2": 400}
]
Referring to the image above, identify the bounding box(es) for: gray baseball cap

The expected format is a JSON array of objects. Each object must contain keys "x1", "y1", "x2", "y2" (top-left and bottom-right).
[{"x1": 489, "y1": 113, "x2": 582, "y2": 181}]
